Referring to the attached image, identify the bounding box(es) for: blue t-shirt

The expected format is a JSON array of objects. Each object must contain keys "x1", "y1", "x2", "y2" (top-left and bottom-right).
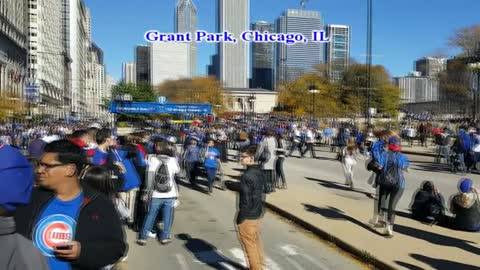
[
  {"x1": 204, "y1": 147, "x2": 220, "y2": 169},
  {"x1": 92, "y1": 148, "x2": 108, "y2": 165},
  {"x1": 33, "y1": 193, "x2": 84, "y2": 270}
]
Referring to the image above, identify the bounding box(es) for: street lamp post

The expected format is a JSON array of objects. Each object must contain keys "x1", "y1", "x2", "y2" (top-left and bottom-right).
[
  {"x1": 468, "y1": 62, "x2": 480, "y2": 122},
  {"x1": 366, "y1": 0, "x2": 373, "y2": 128},
  {"x1": 308, "y1": 85, "x2": 320, "y2": 123}
]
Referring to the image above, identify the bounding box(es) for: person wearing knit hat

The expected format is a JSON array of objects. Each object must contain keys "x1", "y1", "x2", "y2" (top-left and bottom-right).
[
  {"x1": 0, "y1": 144, "x2": 49, "y2": 270},
  {"x1": 450, "y1": 178, "x2": 480, "y2": 232},
  {"x1": 374, "y1": 135, "x2": 410, "y2": 238}
]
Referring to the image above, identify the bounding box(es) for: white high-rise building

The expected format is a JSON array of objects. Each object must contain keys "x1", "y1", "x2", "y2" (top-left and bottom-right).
[
  {"x1": 86, "y1": 44, "x2": 106, "y2": 120},
  {"x1": 122, "y1": 62, "x2": 136, "y2": 84},
  {"x1": 325, "y1": 24, "x2": 350, "y2": 82},
  {"x1": 175, "y1": 0, "x2": 197, "y2": 77},
  {"x1": 27, "y1": 0, "x2": 69, "y2": 118},
  {"x1": 65, "y1": 0, "x2": 89, "y2": 118},
  {"x1": 217, "y1": 0, "x2": 249, "y2": 88},
  {"x1": 150, "y1": 42, "x2": 189, "y2": 86}
]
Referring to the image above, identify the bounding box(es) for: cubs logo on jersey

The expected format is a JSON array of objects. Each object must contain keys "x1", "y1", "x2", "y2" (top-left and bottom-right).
[{"x1": 33, "y1": 214, "x2": 76, "y2": 256}]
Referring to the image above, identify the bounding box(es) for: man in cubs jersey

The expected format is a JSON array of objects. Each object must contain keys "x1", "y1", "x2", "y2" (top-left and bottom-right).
[{"x1": 15, "y1": 140, "x2": 127, "y2": 270}]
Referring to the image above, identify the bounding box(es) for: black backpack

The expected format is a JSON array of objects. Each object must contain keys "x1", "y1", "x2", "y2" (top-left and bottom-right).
[
  {"x1": 377, "y1": 152, "x2": 400, "y2": 190},
  {"x1": 154, "y1": 156, "x2": 172, "y2": 193}
]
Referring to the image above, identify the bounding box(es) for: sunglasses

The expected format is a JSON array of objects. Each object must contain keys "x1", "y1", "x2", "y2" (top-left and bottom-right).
[{"x1": 37, "y1": 162, "x2": 67, "y2": 169}]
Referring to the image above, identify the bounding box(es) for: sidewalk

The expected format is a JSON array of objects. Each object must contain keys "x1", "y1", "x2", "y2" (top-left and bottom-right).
[
  {"x1": 223, "y1": 163, "x2": 480, "y2": 270},
  {"x1": 400, "y1": 142, "x2": 437, "y2": 157}
]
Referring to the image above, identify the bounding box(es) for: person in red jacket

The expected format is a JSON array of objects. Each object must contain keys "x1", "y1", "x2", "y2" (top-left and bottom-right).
[{"x1": 68, "y1": 129, "x2": 96, "y2": 159}]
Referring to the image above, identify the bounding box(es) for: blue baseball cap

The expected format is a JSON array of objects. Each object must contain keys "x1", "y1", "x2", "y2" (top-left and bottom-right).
[
  {"x1": 459, "y1": 178, "x2": 473, "y2": 193},
  {"x1": 0, "y1": 144, "x2": 34, "y2": 213},
  {"x1": 388, "y1": 136, "x2": 401, "y2": 146}
]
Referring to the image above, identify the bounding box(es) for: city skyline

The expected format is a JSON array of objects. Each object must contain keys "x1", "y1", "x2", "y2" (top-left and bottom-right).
[{"x1": 85, "y1": 0, "x2": 478, "y2": 82}]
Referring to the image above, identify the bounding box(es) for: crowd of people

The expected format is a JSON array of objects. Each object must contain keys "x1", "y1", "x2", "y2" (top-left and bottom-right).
[{"x1": 0, "y1": 118, "x2": 479, "y2": 270}]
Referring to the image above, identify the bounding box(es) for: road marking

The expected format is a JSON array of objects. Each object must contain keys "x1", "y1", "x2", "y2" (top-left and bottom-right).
[
  {"x1": 284, "y1": 256, "x2": 305, "y2": 270},
  {"x1": 229, "y1": 248, "x2": 248, "y2": 267},
  {"x1": 265, "y1": 257, "x2": 282, "y2": 270},
  {"x1": 280, "y1": 244, "x2": 299, "y2": 255},
  {"x1": 175, "y1": 253, "x2": 190, "y2": 270},
  {"x1": 279, "y1": 244, "x2": 330, "y2": 270},
  {"x1": 219, "y1": 262, "x2": 238, "y2": 270}
]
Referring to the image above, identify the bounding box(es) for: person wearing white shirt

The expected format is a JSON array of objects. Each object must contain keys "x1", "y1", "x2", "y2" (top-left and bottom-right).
[
  {"x1": 137, "y1": 141, "x2": 180, "y2": 246},
  {"x1": 301, "y1": 128, "x2": 317, "y2": 158}
]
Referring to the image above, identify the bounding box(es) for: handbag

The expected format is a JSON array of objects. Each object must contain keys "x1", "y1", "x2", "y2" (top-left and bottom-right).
[
  {"x1": 112, "y1": 149, "x2": 141, "y2": 191},
  {"x1": 366, "y1": 158, "x2": 383, "y2": 173}
]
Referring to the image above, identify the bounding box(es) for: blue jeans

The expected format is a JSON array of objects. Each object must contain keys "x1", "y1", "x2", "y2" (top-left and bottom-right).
[
  {"x1": 205, "y1": 167, "x2": 217, "y2": 187},
  {"x1": 140, "y1": 198, "x2": 175, "y2": 240}
]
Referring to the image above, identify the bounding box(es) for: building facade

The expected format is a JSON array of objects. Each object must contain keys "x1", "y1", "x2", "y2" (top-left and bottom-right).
[
  {"x1": 86, "y1": 44, "x2": 106, "y2": 120},
  {"x1": 325, "y1": 24, "x2": 350, "y2": 82},
  {"x1": 394, "y1": 72, "x2": 439, "y2": 104},
  {"x1": 251, "y1": 21, "x2": 274, "y2": 90},
  {"x1": 217, "y1": 0, "x2": 249, "y2": 88},
  {"x1": 415, "y1": 57, "x2": 447, "y2": 78},
  {"x1": 67, "y1": 0, "x2": 90, "y2": 118},
  {"x1": 0, "y1": 0, "x2": 28, "y2": 117},
  {"x1": 175, "y1": 0, "x2": 197, "y2": 77},
  {"x1": 135, "y1": 45, "x2": 150, "y2": 85},
  {"x1": 224, "y1": 88, "x2": 278, "y2": 113},
  {"x1": 27, "y1": 0, "x2": 70, "y2": 119},
  {"x1": 150, "y1": 42, "x2": 189, "y2": 86},
  {"x1": 122, "y1": 62, "x2": 136, "y2": 84},
  {"x1": 276, "y1": 9, "x2": 323, "y2": 88}
]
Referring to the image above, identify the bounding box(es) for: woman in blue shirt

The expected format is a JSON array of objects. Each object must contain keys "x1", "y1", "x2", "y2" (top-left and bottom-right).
[{"x1": 376, "y1": 136, "x2": 409, "y2": 237}]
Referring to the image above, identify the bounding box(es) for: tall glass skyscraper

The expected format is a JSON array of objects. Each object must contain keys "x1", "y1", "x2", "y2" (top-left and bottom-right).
[
  {"x1": 217, "y1": 0, "x2": 249, "y2": 88},
  {"x1": 175, "y1": 0, "x2": 197, "y2": 77},
  {"x1": 325, "y1": 24, "x2": 350, "y2": 82},
  {"x1": 275, "y1": 9, "x2": 323, "y2": 88},
  {"x1": 135, "y1": 45, "x2": 150, "y2": 85},
  {"x1": 251, "y1": 21, "x2": 274, "y2": 90}
]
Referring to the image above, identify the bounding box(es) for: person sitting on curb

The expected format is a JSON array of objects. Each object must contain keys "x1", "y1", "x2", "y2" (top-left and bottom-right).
[
  {"x1": 0, "y1": 144, "x2": 49, "y2": 270},
  {"x1": 411, "y1": 181, "x2": 445, "y2": 224},
  {"x1": 450, "y1": 178, "x2": 480, "y2": 232}
]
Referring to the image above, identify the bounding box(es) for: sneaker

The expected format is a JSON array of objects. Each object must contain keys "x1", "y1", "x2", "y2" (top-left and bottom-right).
[
  {"x1": 136, "y1": 239, "x2": 147, "y2": 246},
  {"x1": 147, "y1": 231, "x2": 157, "y2": 238},
  {"x1": 208, "y1": 186, "x2": 213, "y2": 194},
  {"x1": 160, "y1": 238, "x2": 172, "y2": 245},
  {"x1": 384, "y1": 223, "x2": 394, "y2": 238}
]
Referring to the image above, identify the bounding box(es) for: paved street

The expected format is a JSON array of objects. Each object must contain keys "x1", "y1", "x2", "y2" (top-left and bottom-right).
[
  {"x1": 283, "y1": 145, "x2": 477, "y2": 215},
  {"x1": 126, "y1": 178, "x2": 365, "y2": 270}
]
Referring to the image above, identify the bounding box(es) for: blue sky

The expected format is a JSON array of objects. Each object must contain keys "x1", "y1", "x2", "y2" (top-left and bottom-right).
[{"x1": 85, "y1": 0, "x2": 479, "y2": 81}]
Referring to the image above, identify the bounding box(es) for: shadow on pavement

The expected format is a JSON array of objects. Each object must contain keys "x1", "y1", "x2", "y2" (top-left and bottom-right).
[
  {"x1": 305, "y1": 177, "x2": 373, "y2": 197},
  {"x1": 177, "y1": 180, "x2": 209, "y2": 195},
  {"x1": 394, "y1": 261, "x2": 424, "y2": 270},
  {"x1": 394, "y1": 224, "x2": 480, "y2": 255},
  {"x1": 402, "y1": 253, "x2": 480, "y2": 270},
  {"x1": 302, "y1": 203, "x2": 383, "y2": 236},
  {"x1": 177, "y1": 233, "x2": 247, "y2": 270}
]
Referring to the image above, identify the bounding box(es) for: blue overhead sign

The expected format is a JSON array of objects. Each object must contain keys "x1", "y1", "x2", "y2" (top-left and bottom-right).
[{"x1": 109, "y1": 101, "x2": 212, "y2": 115}]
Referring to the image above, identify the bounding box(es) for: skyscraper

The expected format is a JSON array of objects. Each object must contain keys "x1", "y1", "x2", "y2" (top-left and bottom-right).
[
  {"x1": 122, "y1": 62, "x2": 136, "y2": 84},
  {"x1": 415, "y1": 57, "x2": 447, "y2": 78},
  {"x1": 135, "y1": 45, "x2": 150, "y2": 85},
  {"x1": 150, "y1": 43, "x2": 189, "y2": 86},
  {"x1": 276, "y1": 9, "x2": 323, "y2": 88},
  {"x1": 217, "y1": 0, "x2": 249, "y2": 88},
  {"x1": 175, "y1": 0, "x2": 197, "y2": 77},
  {"x1": 27, "y1": 0, "x2": 71, "y2": 118},
  {"x1": 325, "y1": 24, "x2": 350, "y2": 82},
  {"x1": 251, "y1": 22, "x2": 274, "y2": 90}
]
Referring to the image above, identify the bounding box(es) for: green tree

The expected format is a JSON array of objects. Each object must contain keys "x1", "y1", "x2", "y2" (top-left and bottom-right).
[
  {"x1": 111, "y1": 82, "x2": 156, "y2": 102},
  {"x1": 108, "y1": 82, "x2": 157, "y2": 122}
]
